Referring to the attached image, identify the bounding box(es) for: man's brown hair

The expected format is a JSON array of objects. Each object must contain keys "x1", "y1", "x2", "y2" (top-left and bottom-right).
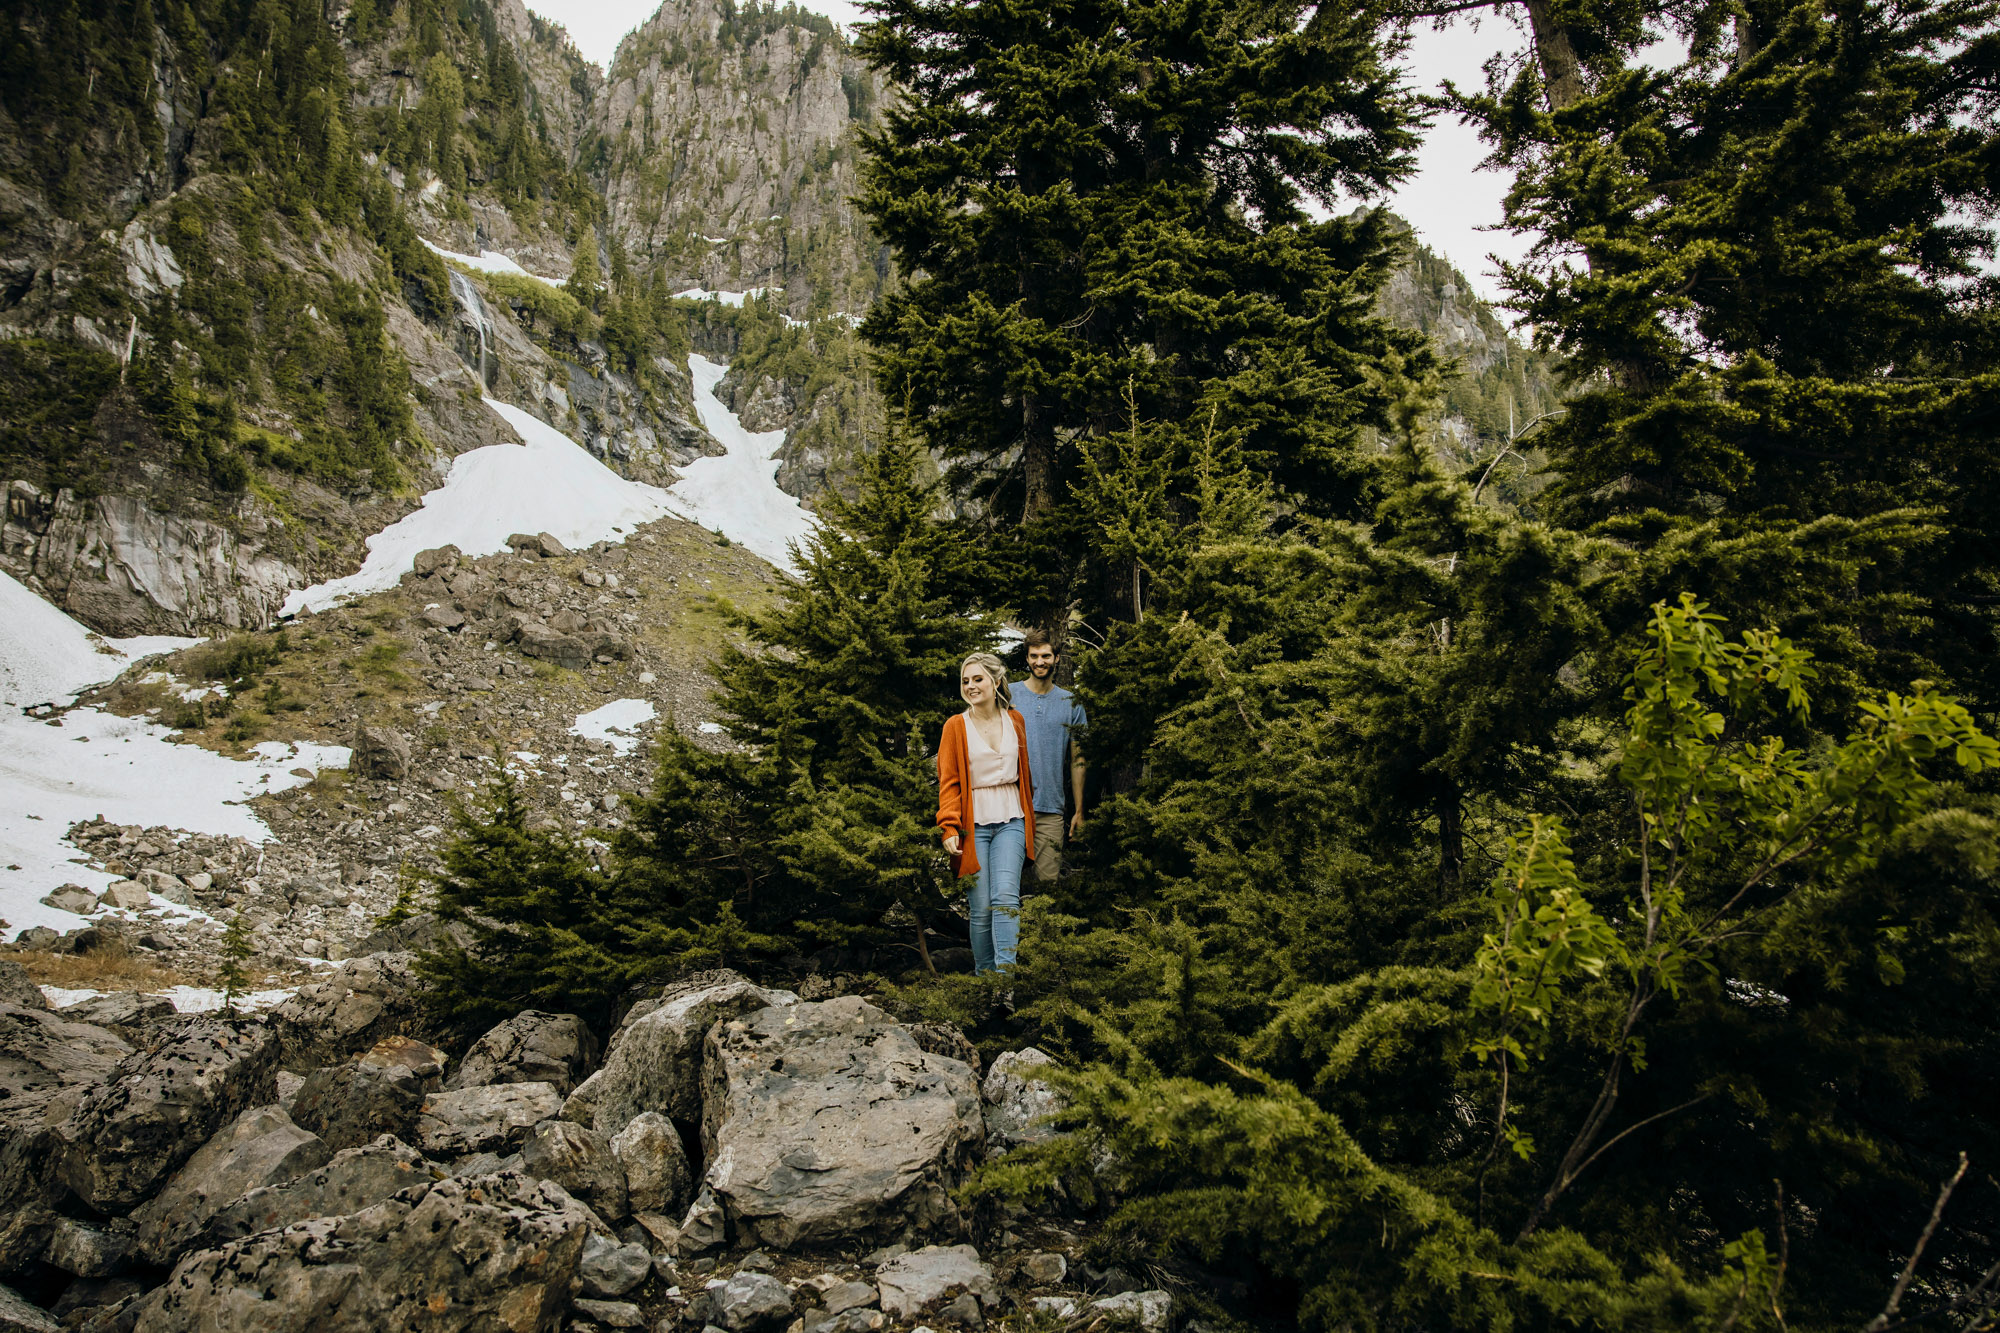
[{"x1": 1023, "y1": 628, "x2": 1054, "y2": 651}]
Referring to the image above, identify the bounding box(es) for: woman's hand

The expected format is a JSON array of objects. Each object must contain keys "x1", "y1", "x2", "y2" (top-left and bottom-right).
[{"x1": 943, "y1": 833, "x2": 961, "y2": 857}]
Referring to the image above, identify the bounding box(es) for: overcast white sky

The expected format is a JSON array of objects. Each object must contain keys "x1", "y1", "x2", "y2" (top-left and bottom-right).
[{"x1": 528, "y1": 1, "x2": 1537, "y2": 308}]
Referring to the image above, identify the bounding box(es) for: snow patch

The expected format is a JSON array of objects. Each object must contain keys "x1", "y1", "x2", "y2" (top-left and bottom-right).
[
  {"x1": 667, "y1": 355, "x2": 817, "y2": 570},
  {"x1": 42, "y1": 985, "x2": 296, "y2": 1013},
  {"x1": 420, "y1": 238, "x2": 560, "y2": 287},
  {"x1": 2, "y1": 573, "x2": 347, "y2": 936},
  {"x1": 2, "y1": 572, "x2": 198, "y2": 710},
  {"x1": 282, "y1": 400, "x2": 675, "y2": 616},
  {"x1": 671, "y1": 287, "x2": 772, "y2": 307},
  {"x1": 571, "y1": 698, "x2": 656, "y2": 755},
  {"x1": 1, "y1": 707, "x2": 349, "y2": 934}
]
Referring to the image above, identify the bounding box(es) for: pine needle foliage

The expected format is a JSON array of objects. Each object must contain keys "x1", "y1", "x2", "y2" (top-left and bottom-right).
[
  {"x1": 419, "y1": 769, "x2": 625, "y2": 1034},
  {"x1": 427, "y1": 432, "x2": 1005, "y2": 1017},
  {"x1": 855, "y1": 0, "x2": 1436, "y2": 626},
  {"x1": 984, "y1": 599, "x2": 2000, "y2": 1329},
  {"x1": 1457, "y1": 0, "x2": 2000, "y2": 712}
]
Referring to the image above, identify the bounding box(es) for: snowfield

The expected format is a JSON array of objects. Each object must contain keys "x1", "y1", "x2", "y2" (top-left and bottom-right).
[
  {"x1": 1, "y1": 571, "x2": 196, "y2": 711},
  {"x1": 419, "y1": 237, "x2": 561, "y2": 287},
  {"x1": 2, "y1": 571, "x2": 348, "y2": 935},
  {"x1": 668, "y1": 354, "x2": 818, "y2": 570},
  {"x1": 282, "y1": 399, "x2": 677, "y2": 616}
]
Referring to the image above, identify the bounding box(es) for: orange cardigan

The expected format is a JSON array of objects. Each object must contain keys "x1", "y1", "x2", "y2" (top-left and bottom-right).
[{"x1": 936, "y1": 711, "x2": 1037, "y2": 878}]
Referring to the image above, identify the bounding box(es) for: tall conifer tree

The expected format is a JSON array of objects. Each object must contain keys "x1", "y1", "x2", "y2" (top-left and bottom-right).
[
  {"x1": 856, "y1": 0, "x2": 1432, "y2": 625},
  {"x1": 1461, "y1": 0, "x2": 2000, "y2": 710}
]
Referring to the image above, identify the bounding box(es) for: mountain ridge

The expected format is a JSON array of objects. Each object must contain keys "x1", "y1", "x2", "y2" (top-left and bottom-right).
[{"x1": 0, "y1": 0, "x2": 1555, "y2": 639}]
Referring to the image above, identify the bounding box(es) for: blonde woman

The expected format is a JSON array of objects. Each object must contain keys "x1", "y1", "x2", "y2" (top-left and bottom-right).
[{"x1": 936, "y1": 651, "x2": 1036, "y2": 974}]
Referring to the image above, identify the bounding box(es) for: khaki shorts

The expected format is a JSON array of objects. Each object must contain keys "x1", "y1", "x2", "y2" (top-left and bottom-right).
[{"x1": 1031, "y1": 815, "x2": 1065, "y2": 883}]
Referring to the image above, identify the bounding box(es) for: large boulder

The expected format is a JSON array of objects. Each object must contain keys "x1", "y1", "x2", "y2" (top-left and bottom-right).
[
  {"x1": 701, "y1": 997, "x2": 984, "y2": 1250},
  {"x1": 266, "y1": 954, "x2": 425, "y2": 1073},
  {"x1": 129, "y1": 1105, "x2": 330, "y2": 1265},
  {"x1": 415, "y1": 1082, "x2": 563, "y2": 1158},
  {"x1": 519, "y1": 1120, "x2": 626, "y2": 1221},
  {"x1": 56, "y1": 1016, "x2": 280, "y2": 1214},
  {"x1": 289, "y1": 1037, "x2": 444, "y2": 1151},
  {"x1": 576, "y1": 1232, "x2": 651, "y2": 1299},
  {"x1": 876, "y1": 1246, "x2": 1001, "y2": 1320},
  {"x1": 563, "y1": 971, "x2": 796, "y2": 1139},
  {"x1": 611, "y1": 1111, "x2": 691, "y2": 1217},
  {"x1": 128, "y1": 1173, "x2": 594, "y2": 1333},
  {"x1": 198, "y1": 1136, "x2": 437, "y2": 1248},
  {"x1": 0, "y1": 1005, "x2": 131, "y2": 1136},
  {"x1": 44, "y1": 1217, "x2": 133, "y2": 1278},
  {"x1": 708, "y1": 1271, "x2": 794, "y2": 1331},
  {"x1": 446, "y1": 1011, "x2": 596, "y2": 1095},
  {"x1": 349, "y1": 726, "x2": 409, "y2": 781},
  {"x1": 0, "y1": 963, "x2": 46, "y2": 1011},
  {"x1": 981, "y1": 1048, "x2": 1063, "y2": 1153},
  {"x1": 56, "y1": 993, "x2": 177, "y2": 1040},
  {"x1": 0, "y1": 1282, "x2": 59, "y2": 1333},
  {"x1": 1091, "y1": 1291, "x2": 1175, "y2": 1332}
]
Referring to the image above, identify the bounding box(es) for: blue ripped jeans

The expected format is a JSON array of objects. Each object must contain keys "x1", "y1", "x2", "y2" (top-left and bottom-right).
[{"x1": 969, "y1": 818, "x2": 1026, "y2": 975}]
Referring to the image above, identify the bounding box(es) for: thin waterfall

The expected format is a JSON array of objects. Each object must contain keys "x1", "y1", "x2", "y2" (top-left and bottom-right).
[{"x1": 447, "y1": 268, "x2": 493, "y2": 390}]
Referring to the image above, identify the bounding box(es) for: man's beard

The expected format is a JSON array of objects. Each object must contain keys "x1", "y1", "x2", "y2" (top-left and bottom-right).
[{"x1": 1030, "y1": 661, "x2": 1054, "y2": 678}]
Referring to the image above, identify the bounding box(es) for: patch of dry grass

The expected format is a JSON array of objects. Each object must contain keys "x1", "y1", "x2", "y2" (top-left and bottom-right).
[{"x1": 6, "y1": 943, "x2": 195, "y2": 993}]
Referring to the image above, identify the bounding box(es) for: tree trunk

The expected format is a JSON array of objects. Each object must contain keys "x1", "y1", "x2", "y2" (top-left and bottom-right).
[
  {"x1": 1022, "y1": 397, "x2": 1057, "y2": 522},
  {"x1": 1523, "y1": 0, "x2": 1586, "y2": 110},
  {"x1": 1437, "y1": 782, "x2": 1464, "y2": 893}
]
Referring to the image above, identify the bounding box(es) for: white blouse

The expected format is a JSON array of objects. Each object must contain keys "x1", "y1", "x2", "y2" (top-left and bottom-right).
[{"x1": 964, "y1": 712, "x2": 1025, "y2": 826}]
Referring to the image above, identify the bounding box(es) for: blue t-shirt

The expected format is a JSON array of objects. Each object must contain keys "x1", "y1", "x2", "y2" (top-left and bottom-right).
[{"x1": 1015, "y1": 684, "x2": 1087, "y2": 815}]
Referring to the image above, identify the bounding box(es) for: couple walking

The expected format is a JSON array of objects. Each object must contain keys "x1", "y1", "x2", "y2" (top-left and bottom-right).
[{"x1": 934, "y1": 631, "x2": 1086, "y2": 977}]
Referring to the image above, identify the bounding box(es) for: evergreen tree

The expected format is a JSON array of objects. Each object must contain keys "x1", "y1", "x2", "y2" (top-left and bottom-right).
[
  {"x1": 1458, "y1": 0, "x2": 2000, "y2": 712},
  {"x1": 619, "y1": 430, "x2": 999, "y2": 962},
  {"x1": 856, "y1": 0, "x2": 1432, "y2": 625},
  {"x1": 985, "y1": 597, "x2": 2000, "y2": 1329},
  {"x1": 567, "y1": 235, "x2": 602, "y2": 313},
  {"x1": 218, "y1": 910, "x2": 253, "y2": 1015},
  {"x1": 419, "y1": 770, "x2": 624, "y2": 1033}
]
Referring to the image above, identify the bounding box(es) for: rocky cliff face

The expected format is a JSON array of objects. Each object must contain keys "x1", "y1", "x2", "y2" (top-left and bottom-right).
[
  {"x1": 599, "y1": 0, "x2": 888, "y2": 320},
  {"x1": 0, "y1": 0, "x2": 718, "y2": 636},
  {"x1": 0, "y1": 0, "x2": 1555, "y2": 639}
]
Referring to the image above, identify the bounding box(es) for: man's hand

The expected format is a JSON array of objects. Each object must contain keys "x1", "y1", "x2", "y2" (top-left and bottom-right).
[
  {"x1": 943, "y1": 832, "x2": 961, "y2": 857},
  {"x1": 1069, "y1": 810, "x2": 1084, "y2": 839}
]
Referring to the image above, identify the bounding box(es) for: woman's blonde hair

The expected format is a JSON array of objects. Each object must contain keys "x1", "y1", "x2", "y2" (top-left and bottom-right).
[{"x1": 960, "y1": 652, "x2": 1012, "y2": 709}]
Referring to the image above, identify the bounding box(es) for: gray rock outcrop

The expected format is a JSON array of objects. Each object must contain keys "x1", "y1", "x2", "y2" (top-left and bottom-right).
[
  {"x1": 0, "y1": 1281, "x2": 59, "y2": 1333},
  {"x1": 0, "y1": 964, "x2": 46, "y2": 1011},
  {"x1": 875, "y1": 1245, "x2": 1001, "y2": 1320},
  {"x1": 289, "y1": 1036, "x2": 444, "y2": 1151},
  {"x1": 710, "y1": 1271, "x2": 795, "y2": 1331},
  {"x1": 0, "y1": 1005, "x2": 132, "y2": 1135},
  {"x1": 415, "y1": 1081, "x2": 563, "y2": 1158},
  {"x1": 446, "y1": 1010, "x2": 596, "y2": 1095},
  {"x1": 55, "y1": 992, "x2": 176, "y2": 1037},
  {"x1": 519, "y1": 1119, "x2": 627, "y2": 1221},
  {"x1": 130, "y1": 1104, "x2": 330, "y2": 1265},
  {"x1": 267, "y1": 953, "x2": 424, "y2": 1072},
  {"x1": 610, "y1": 1111, "x2": 691, "y2": 1217},
  {"x1": 981, "y1": 1047, "x2": 1062, "y2": 1153},
  {"x1": 349, "y1": 726, "x2": 410, "y2": 782},
  {"x1": 128, "y1": 1173, "x2": 594, "y2": 1332},
  {"x1": 701, "y1": 997, "x2": 984, "y2": 1250},
  {"x1": 576, "y1": 1232, "x2": 652, "y2": 1299},
  {"x1": 563, "y1": 971, "x2": 795, "y2": 1139},
  {"x1": 1091, "y1": 1290, "x2": 1175, "y2": 1331},
  {"x1": 56, "y1": 1016, "x2": 280, "y2": 1213},
  {"x1": 197, "y1": 1136, "x2": 437, "y2": 1248}
]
